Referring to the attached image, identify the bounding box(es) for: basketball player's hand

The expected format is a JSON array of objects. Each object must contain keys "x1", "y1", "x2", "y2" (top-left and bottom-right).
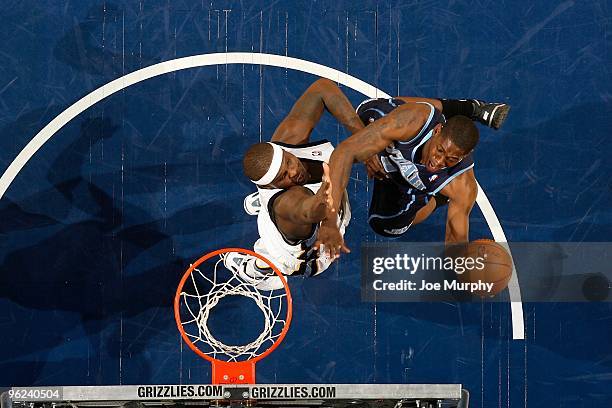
[
  {"x1": 364, "y1": 155, "x2": 388, "y2": 180},
  {"x1": 314, "y1": 221, "x2": 351, "y2": 260},
  {"x1": 311, "y1": 163, "x2": 334, "y2": 220}
]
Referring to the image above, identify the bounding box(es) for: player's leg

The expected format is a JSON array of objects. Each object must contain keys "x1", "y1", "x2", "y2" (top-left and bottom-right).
[
  {"x1": 396, "y1": 96, "x2": 509, "y2": 130},
  {"x1": 410, "y1": 194, "x2": 450, "y2": 226},
  {"x1": 271, "y1": 78, "x2": 364, "y2": 145},
  {"x1": 368, "y1": 190, "x2": 446, "y2": 234},
  {"x1": 367, "y1": 179, "x2": 420, "y2": 237},
  {"x1": 410, "y1": 199, "x2": 437, "y2": 226},
  {"x1": 439, "y1": 98, "x2": 509, "y2": 130},
  {"x1": 392, "y1": 97, "x2": 443, "y2": 111},
  {"x1": 356, "y1": 96, "x2": 509, "y2": 130}
]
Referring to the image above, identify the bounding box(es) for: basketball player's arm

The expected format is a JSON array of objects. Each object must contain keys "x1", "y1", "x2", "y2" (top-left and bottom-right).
[
  {"x1": 364, "y1": 97, "x2": 443, "y2": 180},
  {"x1": 274, "y1": 166, "x2": 333, "y2": 227},
  {"x1": 442, "y1": 170, "x2": 478, "y2": 244},
  {"x1": 271, "y1": 78, "x2": 364, "y2": 145},
  {"x1": 325, "y1": 103, "x2": 430, "y2": 216},
  {"x1": 315, "y1": 103, "x2": 431, "y2": 257}
]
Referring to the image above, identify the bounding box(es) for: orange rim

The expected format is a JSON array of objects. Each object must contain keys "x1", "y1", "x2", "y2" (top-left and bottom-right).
[{"x1": 174, "y1": 247, "x2": 293, "y2": 365}]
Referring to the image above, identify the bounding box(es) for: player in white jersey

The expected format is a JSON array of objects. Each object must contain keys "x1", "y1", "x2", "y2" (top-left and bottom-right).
[
  {"x1": 249, "y1": 142, "x2": 350, "y2": 278},
  {"x1": 223, "y1": 78, "x2": 364, "y2": 289}
]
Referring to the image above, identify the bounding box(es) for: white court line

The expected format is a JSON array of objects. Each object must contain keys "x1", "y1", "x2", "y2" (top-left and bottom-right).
[
  {"x1": 476, "y1": 183, "x2": 524, "y2": 339},
  {"x1": 0, "y1": 52, "x2": 525, "y2": 340}
]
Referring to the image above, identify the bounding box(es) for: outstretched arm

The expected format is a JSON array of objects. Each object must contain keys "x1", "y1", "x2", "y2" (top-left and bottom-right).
[
  {"x1": 441, "y1": 170, "x2": 477, "y2": 244},
  {"x1": 314, "y1": 103, "x2": 431, "y2": 257},
  {"x1": 272, "y1": 164, "x2": 334, "y2": 241},
  {"x1": 271, "y1": 78, "x2": 365, "y2": 144},
  {"x1": 364, "y1": 97, "x2": 442, "y2": 180},
  {"x1": 326, "y1": 103, "x2": 431, "y2": 216}
]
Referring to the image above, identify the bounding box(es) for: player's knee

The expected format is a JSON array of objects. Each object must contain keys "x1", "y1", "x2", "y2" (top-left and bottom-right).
[{"x1": 312, "y1": 77, "x2": 336, "y2": 92}]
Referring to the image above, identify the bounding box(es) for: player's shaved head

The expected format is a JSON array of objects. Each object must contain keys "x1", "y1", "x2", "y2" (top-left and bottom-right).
[
  {"x1": 442, "y1": 116, "x2": 479, "y2": 153},
  {"x1": 243, "y1": 142, "x2": 274, "y2": 181}
]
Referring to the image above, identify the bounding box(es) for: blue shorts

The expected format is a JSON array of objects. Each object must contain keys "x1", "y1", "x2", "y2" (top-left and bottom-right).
[{"x1": 356, "y1": 97, "x2": 406, "y2": 124}]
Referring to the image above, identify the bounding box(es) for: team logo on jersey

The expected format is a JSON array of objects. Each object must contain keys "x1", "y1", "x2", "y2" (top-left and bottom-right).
[
  {"x1": 429, "y1": 174, "x2": 438, "y2": 182},
  {"x1": 311, "y1": 150, "x2": 322, "y2": 156}
]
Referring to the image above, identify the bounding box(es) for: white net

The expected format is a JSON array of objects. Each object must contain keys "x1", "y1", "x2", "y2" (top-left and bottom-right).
[{"x1": 178, "y1": 256, "x2": 290, "y2": 362}]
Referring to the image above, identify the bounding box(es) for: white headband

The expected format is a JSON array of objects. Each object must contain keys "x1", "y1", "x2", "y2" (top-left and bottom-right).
[{"x1": 253, "y1": 143, "x2": 284, "y2": 186}]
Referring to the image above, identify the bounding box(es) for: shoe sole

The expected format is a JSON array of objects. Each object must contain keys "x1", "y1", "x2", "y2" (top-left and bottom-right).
[
  {"x1": 224, "y1": 253, "x2": 286, "y2": 291},
  {"x1": 244, "y1": 192, "x2": 260, "y2": 215},
  {"x1": 490, "y1": 104, "x2": 510, "y2": 130}
]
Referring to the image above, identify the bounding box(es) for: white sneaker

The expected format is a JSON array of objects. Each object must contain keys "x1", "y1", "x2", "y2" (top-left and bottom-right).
[
  {"x1": 244, "y1": 192, "x2": 261, "y2": 215},
  {"x1": 222, "y1": 252, "x2": 285, "y2": 291}
]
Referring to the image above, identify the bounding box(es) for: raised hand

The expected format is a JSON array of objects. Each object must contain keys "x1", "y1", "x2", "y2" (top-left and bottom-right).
[
  {"x1": 364, "y1": 154, "x2": 388, "y2": 180},
  {"x1": 314, "y1": 220, "x2": 351, "y2": 260},
  {"x1": 313, "y1": 163, "x2": 350, "y2": 260},
  {"x1": 311, "y1": 163, "x2": 334, "y2": 221}
]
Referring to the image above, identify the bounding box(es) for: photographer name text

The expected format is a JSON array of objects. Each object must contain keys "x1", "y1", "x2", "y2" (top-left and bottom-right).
[{"x1": 372, "y1": 279, "x2": 493, "y2": 293}]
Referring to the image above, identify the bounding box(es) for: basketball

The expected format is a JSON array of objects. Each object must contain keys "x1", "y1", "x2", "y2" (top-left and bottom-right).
[{"x1": 458, "y1": 239, "x2": 513, "y2": 298}]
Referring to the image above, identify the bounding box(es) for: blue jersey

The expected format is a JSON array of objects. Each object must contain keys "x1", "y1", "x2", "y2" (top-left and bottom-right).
[{"x1": 358, "y1": 98, "x2": 474, "y2": 198}]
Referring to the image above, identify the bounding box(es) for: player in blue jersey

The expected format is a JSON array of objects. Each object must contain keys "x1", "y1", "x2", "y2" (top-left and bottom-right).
[{"x1": 315, "y1": 96, "x2": 509, "y2": 258}]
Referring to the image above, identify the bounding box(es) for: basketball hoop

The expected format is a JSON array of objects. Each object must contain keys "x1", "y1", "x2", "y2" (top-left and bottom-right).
[{"x1": 174, "y1": 248, "x2": 292, "y2": 384}]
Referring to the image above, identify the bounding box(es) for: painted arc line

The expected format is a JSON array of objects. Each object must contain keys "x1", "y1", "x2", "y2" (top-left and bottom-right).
[
  {"x1": 475, "y1": 182, "x2": 524, "y2": 339},
  {"x1": 0, "y1": 52, "x2": 525, "y2": 340}
]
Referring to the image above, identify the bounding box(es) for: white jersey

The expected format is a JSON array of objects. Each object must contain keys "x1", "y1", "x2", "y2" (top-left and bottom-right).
[{"x1": 254, "y1": 140, "x2": 351, "y2": 277}]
